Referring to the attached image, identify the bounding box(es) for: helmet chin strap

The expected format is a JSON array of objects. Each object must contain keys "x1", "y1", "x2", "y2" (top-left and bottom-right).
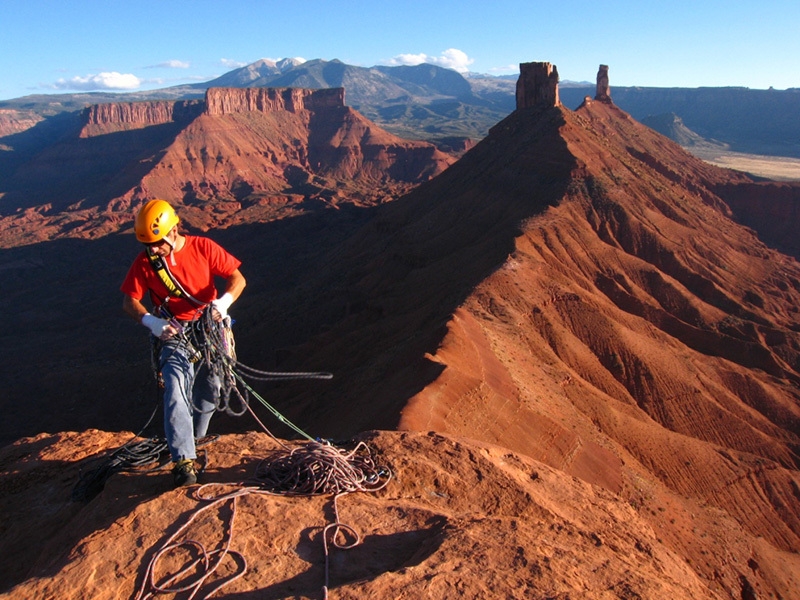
[{"x1": 163, "y1": 228, "x2": 178, "y2": 265}]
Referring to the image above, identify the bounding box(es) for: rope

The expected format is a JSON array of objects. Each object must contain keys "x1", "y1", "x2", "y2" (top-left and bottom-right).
[
  {"x1": 134, "y1": 487, "x2": 251, "y2": 600},
  {"x1": 180, "y1": 310, "x2": 332, "y2": 441},
  {"x1": 71, "y1": 435, "x2": 218, "y2": 502},
  {"x1": 71, "y1": 436, "x2": 166, "y2": 502},
  {"x1": 322, "y1": 495, "x2": 361, "y2": 599},
  {"x1": 76, "y1": 305, "x2": 331, "y2": 502},
  {"x1": 72, "y1": 391, "x2": 164, "y2": 502},
  {"x1": 133, "y1": 439, "x2": 392, "y2": 600},
  {"x1": 252, "y1": 440, "x2": 391, "y2": 495}
]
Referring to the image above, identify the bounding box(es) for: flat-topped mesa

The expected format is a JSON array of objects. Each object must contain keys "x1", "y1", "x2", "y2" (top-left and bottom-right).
[
  {"x1": 204, "y1": 87, "x2": 346, "y2": 116},
  {"x1": 80, "y1": 100, "x2": 204, "y2": 137},
  {"x1": 83, "y1": 100, "x2": 203, "y2": 127},
  {"x1": 595, "y1": 64, "x2": 612, "y2": 103},
  {"x1": 516, "y1": 62, "x2": 560, "y2": 110}
]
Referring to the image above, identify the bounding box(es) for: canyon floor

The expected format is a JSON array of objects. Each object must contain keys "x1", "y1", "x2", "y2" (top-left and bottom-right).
[{"x1": 691, "y1": 148, "x2": 800, "y2": 181}]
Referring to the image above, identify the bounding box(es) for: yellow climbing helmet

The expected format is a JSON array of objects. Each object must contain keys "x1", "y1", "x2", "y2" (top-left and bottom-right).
[{"x1": 134, "y1": 199, "x2": 180, "y2": 243}]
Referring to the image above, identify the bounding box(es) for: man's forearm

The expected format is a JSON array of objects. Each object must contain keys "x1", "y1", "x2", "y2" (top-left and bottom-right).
[
  {"x1": 223, "y1": 269, "x2": 247, "y2": 302},
  {"x1": 122, "y1": 294, "x2": 149, "y2": 323}
]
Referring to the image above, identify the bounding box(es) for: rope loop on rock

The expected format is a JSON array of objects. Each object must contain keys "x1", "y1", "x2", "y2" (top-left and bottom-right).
[{"x1": 134, "y1": 439, "x2": 392, "y2": 600}]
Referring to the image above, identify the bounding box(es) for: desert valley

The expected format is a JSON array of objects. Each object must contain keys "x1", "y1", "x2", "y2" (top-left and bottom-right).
[{"x1": 0, "y1": 60, "x2": 799, "y2": 599}]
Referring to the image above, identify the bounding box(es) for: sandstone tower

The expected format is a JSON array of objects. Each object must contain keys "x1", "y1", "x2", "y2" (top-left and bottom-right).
[
  {"x1": 595, "y1": 64, "x2": 611, "y2": 102},
  {"x1": 516, "y1": 62, "x2": 560, "y2": 109}
]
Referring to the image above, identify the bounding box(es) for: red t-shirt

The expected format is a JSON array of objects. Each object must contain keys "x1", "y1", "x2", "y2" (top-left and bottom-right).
[{"x1": 121, "y1": 235, "x2": 241, "y2": 320}]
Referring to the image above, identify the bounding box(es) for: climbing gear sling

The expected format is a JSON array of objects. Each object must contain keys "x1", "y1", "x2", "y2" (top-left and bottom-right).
[{"x1": 145, "y1": 246, "x2": 206, "y2": 310}]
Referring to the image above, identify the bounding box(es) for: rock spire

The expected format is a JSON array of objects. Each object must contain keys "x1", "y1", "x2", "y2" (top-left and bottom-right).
[
  {"x1": 595, "y1": 64, "x2": 611, "y2": 102},
  {"x1": 516, "y1": 62, "x2": 560, "y2": 109}
]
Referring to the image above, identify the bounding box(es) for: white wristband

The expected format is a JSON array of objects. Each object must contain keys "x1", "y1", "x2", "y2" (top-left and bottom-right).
[
  {"x1": 215, "y1": 292, "x2": 234, "y2": 312},
  {"x1": 141, "y1": 313, "x2": 168, "y2": 337},
  {"x1": 211, "y1": 293, "x2": 234, "y2": 318}
]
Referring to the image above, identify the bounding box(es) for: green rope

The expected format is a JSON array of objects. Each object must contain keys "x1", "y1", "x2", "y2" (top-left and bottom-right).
[{"x1": 232, "y1": 370, "x2": 315, "y2": 442}]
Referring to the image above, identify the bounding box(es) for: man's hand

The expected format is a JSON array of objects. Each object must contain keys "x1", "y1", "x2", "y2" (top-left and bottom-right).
[
  {"x1": 210, "y1": 292, "x2": 234, "y2": 321},
  {"x1": 142, "y1": 313, "x2": 178, "y2": 340}
]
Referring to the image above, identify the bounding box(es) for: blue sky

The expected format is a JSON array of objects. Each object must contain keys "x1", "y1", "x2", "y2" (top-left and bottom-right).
[{"x1": 1, "y1": 0, "x2": 798, "y2": 101}]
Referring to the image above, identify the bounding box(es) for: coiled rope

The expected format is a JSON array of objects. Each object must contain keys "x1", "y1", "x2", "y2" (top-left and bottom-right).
[
  {"x1": 180, "y1": 309, "x2": 332, "y2": 441},
  {"x1": 71, "y1": 435, "x2": 218, "y2": 502},
  {"x1": 134, "y1": 439, "x2": 392, "y2": 600}
]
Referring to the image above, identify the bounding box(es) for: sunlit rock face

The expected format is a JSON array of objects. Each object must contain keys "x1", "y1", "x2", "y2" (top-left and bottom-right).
[
  {"x1": 516, "y1": 61, "x2": 560, "y2": 109},
  {"x1": 595, "y1": 64, "x2": 612, "y2": 102}
]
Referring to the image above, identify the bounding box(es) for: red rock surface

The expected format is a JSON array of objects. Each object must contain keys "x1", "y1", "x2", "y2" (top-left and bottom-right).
[
  {"x1": 516, "y1": 62, "x2": 560, "y2": 109},
  {"x1": 81, "y1": 100, "x2": 203, "y2": 136},
  {"x1": 205, "y1": 86, "x2": 345, "y2": 114},
  {"x1": 4, "y1": 429, "x2": 792, "y2": 599},
  {"x1": 0, "y1": 108, "x2": 44, "y2": 139},
  {"x1": 0, "y1": 87, "x2": 453, "y2": 247}
]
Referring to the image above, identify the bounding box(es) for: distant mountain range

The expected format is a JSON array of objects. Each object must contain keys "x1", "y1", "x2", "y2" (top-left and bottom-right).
[{"x1": 2, "y1": 58, "x2": 799, "y2": 157}]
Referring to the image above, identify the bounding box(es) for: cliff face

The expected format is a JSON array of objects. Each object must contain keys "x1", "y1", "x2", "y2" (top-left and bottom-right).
[
  {"x1": 204, "y1": 86, "x2": 345, "y2": 115},
  {"x1": 79, "y1": 88, "x2": 346, "y2": 133},
  {"x1": 595, "y1": 64, "x2": 611, "y2": 102},
  {"x1": 516, "y1": 61, "x2": 560, "y2": 109},
  {"x1": 80, "y1": 100, "x2": 203, "y2": 137},
  {"x1": 0, "y1": 109, "x2": 44, "y2": 139},
  {"x1": 716, "y1": 181, "x2": 800, "y2": 258}
]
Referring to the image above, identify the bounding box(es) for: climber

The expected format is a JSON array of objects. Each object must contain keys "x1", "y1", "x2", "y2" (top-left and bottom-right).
[{"x1": 121, "y1": 199, "x2": 246, "y2": 487}]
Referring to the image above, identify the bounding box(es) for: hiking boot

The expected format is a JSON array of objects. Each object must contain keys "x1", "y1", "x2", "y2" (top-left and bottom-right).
[{"x1": 172, "y1": 459, "x2": 197, "y2": 487}]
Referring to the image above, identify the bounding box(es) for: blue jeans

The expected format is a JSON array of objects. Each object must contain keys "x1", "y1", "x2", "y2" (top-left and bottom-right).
[{"x1": 158, "y1": 336, "x2": 220, "y2": 461}]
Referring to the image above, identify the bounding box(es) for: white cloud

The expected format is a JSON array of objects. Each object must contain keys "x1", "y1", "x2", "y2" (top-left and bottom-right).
[
  {"x1": 489, "y1": 64, "x2": 519, "y2": 74},
  {"x1": 53, "y1": 72, "x2": 142, "y2": 91},
  {"x1": 389, "y1": 52, "x2": 428, "y2": 67},
  {"x1": 433, "y1": 49, "x2": 474, "y2": 72},
  {"x1": 386, "y1": 48, "x2": 474, "y2": 73},
  {"x1": 220, "y1": 58, "x2": 248, "y2": 68},
  {"x1": 146, "y1": 60, "x2": 190, "y2": 69}
]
